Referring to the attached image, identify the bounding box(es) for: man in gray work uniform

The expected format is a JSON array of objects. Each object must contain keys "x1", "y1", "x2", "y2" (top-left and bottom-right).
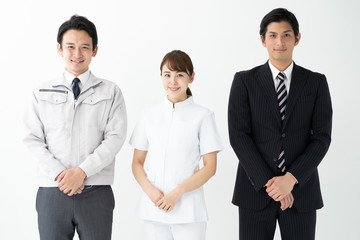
[{"x1": 23, "y1": 15, "x2": 127, "y2": 240}]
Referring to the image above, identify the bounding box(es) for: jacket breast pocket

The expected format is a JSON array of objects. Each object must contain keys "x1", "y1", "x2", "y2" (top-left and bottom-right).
[
  {"x1": 82, "y1": 94, "x2": 112, "y2": 130},
  {"x1": 38, "y1": 90, "x2": 69, "y2": 128},
  {"x1": 298, "y1": 94, "x2": 314, "y2": 102}
]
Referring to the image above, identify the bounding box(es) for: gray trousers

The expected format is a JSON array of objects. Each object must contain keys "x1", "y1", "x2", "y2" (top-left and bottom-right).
[{"x1": 36, "y1": 185, "x2": 115, "y2": 240}]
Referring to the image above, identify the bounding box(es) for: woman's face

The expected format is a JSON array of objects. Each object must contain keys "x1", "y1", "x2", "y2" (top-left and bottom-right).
[{"x1": 161, "y1": 64, "x2": 194, "y2": 104}]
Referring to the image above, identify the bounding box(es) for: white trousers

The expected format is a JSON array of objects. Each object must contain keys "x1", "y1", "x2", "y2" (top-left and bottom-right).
[{"x1": 143, "y1": 220, "x2": 207, "y2": 240}]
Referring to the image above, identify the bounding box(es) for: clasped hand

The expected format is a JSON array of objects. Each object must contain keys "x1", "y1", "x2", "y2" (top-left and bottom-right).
[
  {"x1": 266, "y1": 172, "x2": 297, "y2": 211},
  {"x1": 146, "y1": 185, "x2": 184, "y2": 213},
  {"x1": 56, "y1": 168, "x2": 87, "y2": 196}
]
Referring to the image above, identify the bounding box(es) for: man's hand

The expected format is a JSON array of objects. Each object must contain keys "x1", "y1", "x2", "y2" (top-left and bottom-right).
[
  {"x1": 280, "y1": 192, "x2": 294, "y2": 211},
  {"x1": 265, "y1": 172, "x2": 297, "y2": 201},
  {"x1": 155, "y1": 186, "x2": 184, "y2": 213},
  {"x1": 57, "y1": 168, "x2": 87, "y2": 196}
]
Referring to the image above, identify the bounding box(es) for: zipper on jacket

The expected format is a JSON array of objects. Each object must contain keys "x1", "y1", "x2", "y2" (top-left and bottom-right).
[
  {"x1": 162, "y1": 108, "x2": 175, "y2": 192},
  {"x1": 39, "y1": 89, "x2": 68, "y2": 94}
]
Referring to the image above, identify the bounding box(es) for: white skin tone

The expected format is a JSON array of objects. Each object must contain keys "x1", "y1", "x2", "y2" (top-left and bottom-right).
[
  {"x1": 131, "y1": 66, "x2": 217, "y2": 212},
  {"x1": 161, "y1": 65, "x2": 194, "y2": 105},
  {"x1": 261, "y1": 21, "x2": 301, "y2": 210},
  {"x1": 55, "y1": 29, "x2": 98, "y2": 196}
]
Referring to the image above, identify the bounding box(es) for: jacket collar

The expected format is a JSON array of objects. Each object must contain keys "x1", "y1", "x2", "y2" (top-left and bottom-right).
[
  {"x1": 51, "y1": 71, "x2": 103, "y2": 103},
  {"x1": 256, "y1": 61, "x2": 308, "y2": 129},
  {"x1": 52, "y1": 71, "x2": 102, "y2": 92},
  {"x1": 256, "y1": 62, "x2": 282, "y2": 128}
]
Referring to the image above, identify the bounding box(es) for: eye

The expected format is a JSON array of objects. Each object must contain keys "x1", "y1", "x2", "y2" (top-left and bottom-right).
[
  {"x1": 163, "y1": 73, "x2": 170, "y2": 77},
  {"x1": 67, "y1": 46, "x2": 74, "y2": 49},
  {"x1": 177, "y1": 73, "x2": 184, "y2": 77},
  {"x1": 269, "y1": 34, "x2": 276, "y2": 38},
  {"x1": 82, "y1": 46, "x2": 90, "y2": 50},
  {"x1": 284, "y1": 33, "x2": 290, "y2": 37}
]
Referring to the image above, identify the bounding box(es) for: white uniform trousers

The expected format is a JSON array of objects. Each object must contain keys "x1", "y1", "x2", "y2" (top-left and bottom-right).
[{"x1": 143, "y1": 220, "x2": 207, "y2": 240}]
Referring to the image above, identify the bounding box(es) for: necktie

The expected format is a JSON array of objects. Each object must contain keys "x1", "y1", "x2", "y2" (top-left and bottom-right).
[
  {"x1": 276, "y1": 72, "x2": 287, "y2": 172},
  {"x1": 72, "y1": 78, "x2": 80, "y2": 100}
]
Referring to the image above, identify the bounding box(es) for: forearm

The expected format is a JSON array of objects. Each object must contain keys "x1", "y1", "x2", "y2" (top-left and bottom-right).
[
  {"x1": 132, "y1": 160, "x2": 154, "y2": 194},
  {"x1": 177, "y1": 164, "x2": 216, "y2": 195},
  {"x1": 176, "y1": 152, "x2": 217, "y2": 195}
]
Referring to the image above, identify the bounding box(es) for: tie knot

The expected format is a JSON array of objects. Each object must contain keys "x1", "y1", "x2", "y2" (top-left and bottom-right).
[
  {"x1": 73, "y1": 78, "x2": 80, "y2": 84},
  {"x1": 277, "y1": 72, "x2": 285, "y2": 81}
]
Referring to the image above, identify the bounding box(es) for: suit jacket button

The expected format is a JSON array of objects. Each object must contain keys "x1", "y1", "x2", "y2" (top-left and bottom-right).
[
  {"x1": 273, "y1": 157, "x2": 277, "y2": 162},
  {"x1": 282, "y1": 133, "x2": 286, "y2": 138}
]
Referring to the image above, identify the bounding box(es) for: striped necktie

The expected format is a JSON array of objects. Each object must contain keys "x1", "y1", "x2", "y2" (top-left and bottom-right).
[{"x1": 276, "y1": 72, "x2": 287, "y2": 172}]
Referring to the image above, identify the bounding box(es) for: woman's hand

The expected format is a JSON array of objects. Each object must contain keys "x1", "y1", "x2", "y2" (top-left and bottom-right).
[
  {"x1": 155, "y1": 186, "x2": 184, "y2": 212},
  {"x1": 144, "y1": 185, "x2": 164, "y2": 204}
]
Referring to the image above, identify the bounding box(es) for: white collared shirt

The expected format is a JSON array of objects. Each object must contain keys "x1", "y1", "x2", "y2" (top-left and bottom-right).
[
  {"x1": 130, "y1": 96, "x2": 223, "y2": 224},
  {"x1": 268, "y1": 61, "x2": 293, "y2": 93},
  {"x1": 64, "y1": 69, "x2": 90, "y2": 91}
]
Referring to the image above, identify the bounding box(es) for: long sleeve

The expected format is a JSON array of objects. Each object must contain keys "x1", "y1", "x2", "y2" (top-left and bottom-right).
[
  {"x1": 228, "y1": 72, "x2": 274, "y2": 191},
  {"x1": 78, "y1": 86, "x2": 127, "y2": 177},
  {"x1": 287, "y1": 75, "x2": 332, "y2": 185},
  {"x1": 23, "y1": 90, "x2": 67, "y2": 181}
]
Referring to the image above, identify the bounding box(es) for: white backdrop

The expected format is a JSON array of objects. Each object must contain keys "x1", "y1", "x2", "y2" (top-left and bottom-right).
[{"x1": 1, "y1": 0, "x2": 359, "y2": 239}]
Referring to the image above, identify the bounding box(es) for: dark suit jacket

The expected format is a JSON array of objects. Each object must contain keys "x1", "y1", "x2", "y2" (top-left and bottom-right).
[{"x1": 228, "y1": 62, "x2": 332, "y2": 212}]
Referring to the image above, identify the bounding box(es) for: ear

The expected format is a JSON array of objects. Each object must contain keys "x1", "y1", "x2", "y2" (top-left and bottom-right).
[
  {"x1": 92, "y1": 45, "x2": 98, "y2": 57},
  {"x1": 294, "y1": 32, "x2": 301, "y2": 46},
  {"x1": 260, "y1": 35, "x2": 266, "y2": 47},
  {"x1": 190, "y1": 72, "x2": 195, "y2": 83},
  {"x1": 57, "y1": 43, "x2": 63, "y2": 56}
]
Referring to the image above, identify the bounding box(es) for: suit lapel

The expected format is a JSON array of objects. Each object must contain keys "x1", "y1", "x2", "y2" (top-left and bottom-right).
[
  {"x1": 283, "y1": 63, "x2": 308, "y2": 128},
  {"x1": 256, "y1": 62, "x2": 282, "y2": 128}
]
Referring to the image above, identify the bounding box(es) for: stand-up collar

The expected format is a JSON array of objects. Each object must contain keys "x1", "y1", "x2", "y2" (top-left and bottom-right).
[{"x1": 164, "y1": 96, "x2": 194, "y2": 109}]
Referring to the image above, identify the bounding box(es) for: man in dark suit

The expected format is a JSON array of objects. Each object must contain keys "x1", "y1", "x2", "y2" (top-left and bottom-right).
[{"x1": 228, "y1": 8, "x2": 332, "y2": 240}]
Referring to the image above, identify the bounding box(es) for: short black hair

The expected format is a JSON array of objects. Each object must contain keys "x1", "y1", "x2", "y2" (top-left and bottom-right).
[
  {"x1": 260, "y1": 8, "x2": 299, "y2": 39},
  {"x1": 57, "y1": 15, "x2": 98, "y2": 50}
]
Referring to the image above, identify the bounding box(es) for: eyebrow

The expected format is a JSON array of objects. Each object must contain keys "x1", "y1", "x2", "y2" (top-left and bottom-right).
[
  {"x1": 268, "y1": 30, "x2": 293, "y2": 34},
  {"x1": 64, "y1": 42, "x2": 91, "y2": 46}
]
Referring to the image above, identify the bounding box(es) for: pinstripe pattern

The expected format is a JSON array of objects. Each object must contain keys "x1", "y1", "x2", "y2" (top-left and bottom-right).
[
  {"x1": 239, "y1": 201, "x2": 316, "y2": 240},
  {"x1": 229, "y1": 62, "x2": 332, "y2": 239}
]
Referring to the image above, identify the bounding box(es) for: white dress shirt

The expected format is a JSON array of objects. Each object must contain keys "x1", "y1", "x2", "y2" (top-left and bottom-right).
[
  {"x1": 268, "y1": 61, "x2": 298, "y2": 183},
  {"x1": 268, "y1": 61, "x2": 293, "y2": 93},
  {"x1": 130, "y1": 96, "x2": 223, "y2": 224},
  {"x1": 64, "y1": 69, "x2": 90, "y2": 91}
]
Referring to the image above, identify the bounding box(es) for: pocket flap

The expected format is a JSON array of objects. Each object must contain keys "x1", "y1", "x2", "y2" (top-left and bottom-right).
[
  {"x1": 83, "y1": 95, "x2": 112, "y2": 104},
  {"x1": 38, "y1": 91, "x2": 68, "y2": 104}
]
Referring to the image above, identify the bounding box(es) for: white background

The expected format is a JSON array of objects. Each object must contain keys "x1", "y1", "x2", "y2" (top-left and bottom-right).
[{"x1": 1, "y1": 0, "x2": 359, "y2": 239}]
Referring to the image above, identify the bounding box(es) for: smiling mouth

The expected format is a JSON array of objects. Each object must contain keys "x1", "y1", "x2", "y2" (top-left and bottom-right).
[
  {"x1": 275, "y1": 49, "x2": 286, "y2": 52},
  {"x1": 72, "y1": 60, "x2": 84, "y2": 63},
  {"x1": 169, "y1": 87, "x2": 180, "y2": 91}
]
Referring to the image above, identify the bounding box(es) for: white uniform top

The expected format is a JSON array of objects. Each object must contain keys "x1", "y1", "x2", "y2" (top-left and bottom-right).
[{"x1": 130, "y1": 96, "x2": 223, "y2": 224}]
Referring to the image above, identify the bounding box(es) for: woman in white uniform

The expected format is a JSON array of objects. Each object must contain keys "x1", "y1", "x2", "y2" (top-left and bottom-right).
[{"x1": 130, "y1": 50, "x2": 223, "y2": 240}]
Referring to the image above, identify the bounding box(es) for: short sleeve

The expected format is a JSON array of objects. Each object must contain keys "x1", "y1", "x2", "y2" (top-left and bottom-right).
[
  {"x1": 199, "y1": 112, "x2": 224, "y2": 156},
  {"x1": 129, "y1": 112, "x2": 149, "y2": 151}
]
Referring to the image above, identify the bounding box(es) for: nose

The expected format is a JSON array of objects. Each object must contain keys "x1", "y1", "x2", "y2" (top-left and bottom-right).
[
  {"x1": 276, "y1": 36, "x2": 285, "y2": 45},
  {"x1": 169, "y1": 76, "x2": 176, "y2": 84},
  {"x1": 74, "y1": 48, "x2": 82, "y2": 58}
]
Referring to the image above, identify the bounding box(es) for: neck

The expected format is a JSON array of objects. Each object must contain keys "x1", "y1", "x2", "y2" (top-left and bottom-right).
[{"x1": 269, "y1": 59, "x2": 292, "y2": 72}]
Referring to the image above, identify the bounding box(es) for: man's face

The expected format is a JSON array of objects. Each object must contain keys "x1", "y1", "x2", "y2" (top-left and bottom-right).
[
  {"x1": 261, "y1": 21, "x2": 300, "y2": 65},
  {"x1": 57, "y1": 29, "x2": 98, "y2": 76}
]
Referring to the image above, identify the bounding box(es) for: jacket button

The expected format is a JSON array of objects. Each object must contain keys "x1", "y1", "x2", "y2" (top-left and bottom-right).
[
  {"x1": 273, "y1": 157, "x2": 277, "y2": 162},
  {"x1": 282, "y1": 133, "x2": 286, "y2": 138}
]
